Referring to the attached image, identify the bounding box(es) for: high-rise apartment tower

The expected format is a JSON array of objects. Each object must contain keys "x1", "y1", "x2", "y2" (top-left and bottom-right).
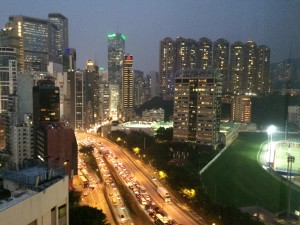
[
  {"x1": 48, "y1": 13, "x2": 69, "y2": 64},
  {"x1": 122, "y1": 54, "x2": 134, "y2": 121},
  {"x1": 173, "y1": 69, "x2": 222, "y2": 148}
]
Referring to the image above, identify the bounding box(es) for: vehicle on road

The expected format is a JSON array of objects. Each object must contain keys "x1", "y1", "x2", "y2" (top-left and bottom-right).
[
  {"x1": 157, "y1": 186, "x2": 171, "y2": 202},
  {"x1": 112, "y1": 198, "x2": 117, "y2": 205},
  {"x1": 155, "y1": 213, "x2": 169, "y2": 225}
]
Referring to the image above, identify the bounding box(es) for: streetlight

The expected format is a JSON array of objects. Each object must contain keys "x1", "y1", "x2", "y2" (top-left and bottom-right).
[
  {"x1": 267, "y1": 125, "x2": 276, "y2": 168},
  {"x1": 287, "y1": 155, "x2": 295, "y2": 220},
  {"x1": 64, "y1": 160, "x2": 69, "y2": 176}
]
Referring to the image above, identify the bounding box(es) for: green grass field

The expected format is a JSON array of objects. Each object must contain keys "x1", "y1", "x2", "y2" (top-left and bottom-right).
[
  {"x1": 273, "y1": 141, "x2": 300, "y2": 175},
  {"x1": 201, "y1": 132, "x2": 300, "y2": 213}
]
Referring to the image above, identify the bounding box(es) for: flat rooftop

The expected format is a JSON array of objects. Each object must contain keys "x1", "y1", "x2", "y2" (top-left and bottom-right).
[{"x1": 0, "y1": 166, "x2": 65, "y2": 211}]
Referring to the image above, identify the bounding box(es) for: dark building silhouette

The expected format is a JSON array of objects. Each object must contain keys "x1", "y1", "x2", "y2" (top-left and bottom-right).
[{"x1": 33, "y1": 79, "x2": 77, "y2": 180}]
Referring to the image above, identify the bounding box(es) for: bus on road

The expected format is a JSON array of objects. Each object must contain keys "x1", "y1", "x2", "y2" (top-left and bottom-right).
[
  {"x1": 79, "y1": 175, "x2": 89, "y2": 188},
  {"x1": 155, "y1": 214, "x2": 169, "y2": 225}
]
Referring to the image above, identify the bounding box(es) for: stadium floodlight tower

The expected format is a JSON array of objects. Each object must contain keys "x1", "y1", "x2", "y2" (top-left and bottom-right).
[{"x1": 267, "y1": 125, "x2": 276, "y2": 168}]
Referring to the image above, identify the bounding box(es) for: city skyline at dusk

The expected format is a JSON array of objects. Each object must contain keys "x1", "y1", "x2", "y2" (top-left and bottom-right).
[{"x1": 0, "y1": 0, "x2": 299, "y2": 73}]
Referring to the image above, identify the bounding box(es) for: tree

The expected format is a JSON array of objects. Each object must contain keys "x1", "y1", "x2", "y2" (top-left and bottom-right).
[
  {"x1": 155, "y1": 127, "x2": 173, "y2": 142},
  {"x1": 70, "y1": 205, "x2": 109, "y2": 225},
  {"x1": 69, "y1": 189, "x2": 81, "y2": 207},
  {"x1": 79, "y1": 145, "x2": 94, "y2": 155}
]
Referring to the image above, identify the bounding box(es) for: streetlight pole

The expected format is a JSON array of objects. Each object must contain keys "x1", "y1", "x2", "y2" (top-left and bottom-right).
[
  {"x1": 267, "y1": 125, "x2": 276, "y2": 168},
  {"x1": 287, "y1": 155, "x2": 295, "y2": 220}
]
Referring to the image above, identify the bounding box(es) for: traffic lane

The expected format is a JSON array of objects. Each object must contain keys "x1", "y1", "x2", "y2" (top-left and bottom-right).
[{"x1": 100, "y1": 138, "x2": 202, "y2": 225}]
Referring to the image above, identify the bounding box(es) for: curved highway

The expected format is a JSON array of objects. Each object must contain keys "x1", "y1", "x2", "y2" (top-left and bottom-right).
[{"x1": 92, "y1": 134, "x2": 206, "y2": 225}]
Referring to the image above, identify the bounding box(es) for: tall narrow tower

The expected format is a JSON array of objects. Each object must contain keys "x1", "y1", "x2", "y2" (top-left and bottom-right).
[
  {"x1": 213, "y1": 38, "x2": 229, "y2": 94},
  {"x1": 48, "y1": 13, "x2": 69, "y2": 64},
  {"x1": 107, "y1": 33, "x2": 126, "y2": 84},
  {"x1": 122, "y1": 54, "x2": 133, "y2": 121},
  {"x1": 243, "y1": 41, "x2": 258, "y2": 94},
  {"x1": 198, "y1": 37, "x2": 212, "y2": 70},
  {"x1": 230, "y1": 41, "x2": 244, "y2": 94},
  {"x1": 159, "y1": 37, "x2": 175, "y2": 100},
  {"x1": 0, "y1": 47, "x2": 17, "y2": 113},
  {"x1": 257, "y1": 45, "x2": 271, "y2": 95}
]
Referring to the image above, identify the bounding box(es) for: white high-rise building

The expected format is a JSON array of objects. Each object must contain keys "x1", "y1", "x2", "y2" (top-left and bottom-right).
[
  {"x1": 109, "y1": 84, "x2": 119, "y2": 121},
  {"x1": 0, "y1": 47, "x2": 17, "y2": 113}
]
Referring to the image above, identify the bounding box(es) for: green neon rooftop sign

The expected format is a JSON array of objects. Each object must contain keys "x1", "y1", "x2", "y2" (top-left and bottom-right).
[
  {"x1": 107, "y1": 33, "x2": 116, "y2": 38},
  {"x1": 107, "y1": 33, "x2": 126, "y2": 40},
  {"x1": 99, "y1": 67, "x2": 105, "y2": 71}
]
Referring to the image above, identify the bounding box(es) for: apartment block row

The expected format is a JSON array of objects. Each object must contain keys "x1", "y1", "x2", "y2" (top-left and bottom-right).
[{"x1": 160, "y1": 37, "x2": 270, "y2": 99}]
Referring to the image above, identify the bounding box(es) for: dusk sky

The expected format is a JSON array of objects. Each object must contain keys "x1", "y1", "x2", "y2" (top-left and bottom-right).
[{"x1": 1, "y1": 0, "x2": 300, "y2": 74}]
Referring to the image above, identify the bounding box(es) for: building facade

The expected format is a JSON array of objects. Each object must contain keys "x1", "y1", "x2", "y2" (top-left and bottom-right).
[
  {"x1": 159, "y1": 37, "x2": 175, "y2": 100},
  {"x1": 230, "y1": 41, "x2": 244, "y2": 94},
  {"x1": 38, "y1": 121, "x2": 78, "y2": 178},
  {"x1": 159, "y1": 37, "x2": 271, "y2": 98},
  {"x1": 198, "y1": 37, "x2": 212, "y2": 70},
  {"x1": 0, "y1": 14, "x2": 68, "y2": 72},
  {"x1": 133, "y1": 70, "x2": 145, "y2": 106},
  {"x1": 109, "y1": 84, "x2": 119, "y2": 121},
  {"x1": 0, "y1": 47, "x2": 17, "y2": 113},
  {"x1": 85, "y1": 59, "x2": 100, "y2": 127},
  {"x1": 0, "y1": 15, "x2": 56, "y2": 71},
  {"x1": 0, "y1": 167, "x2": 69, "y2": 225},
  {"x1": 74, "y1": 70, "x2": 85, "y2": 130},
  {"x1": 122, "y1": 54, "x2": 134, "y2": 121},
  {"x1": 107, "y1": 33, "x2": 125, "y2": 85},
  {"x1": 213, "y1": 38, "x2": 230, "y2": 94},
  {"x1": 257, "y1": 45, "x2": 271, "y2": 95},
  {"x1": 149, "y1": 71, "x2": 160, "y2": 98},
  {"x1": 231, "y1": 95, "x2": 252, "y2": 123},
  {"x1": 48, "y1": 13, "x2": 69, "y2": 64},
  {"x1": 173, "y1": 69, "x2": 222, "y2": 148}
]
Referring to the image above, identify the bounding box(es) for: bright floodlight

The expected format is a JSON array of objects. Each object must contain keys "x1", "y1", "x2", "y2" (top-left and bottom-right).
[{"x1": 267, "y1": 125, "x2": 276, "y2": 135}]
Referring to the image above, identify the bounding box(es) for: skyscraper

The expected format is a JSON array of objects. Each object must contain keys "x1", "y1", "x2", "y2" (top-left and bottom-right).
[
  {"x1": 48, "y1": 13, "x2": 69, "y2": 64},
  {"x1": 98, "y1": 67, "x2": 110, "y2": 121},
  {"x1": 213, "y1": 38, "x2": 229, "y2": 94},
  {"x1": 243, "y1": 41, "x2": 258, "y2": 94},
  {"x1": 85, "y1": 59, "x2": 100, "y2": 127},
  {"x1": 0, "y1": 14, "x2": 68, "y2": 72},
  {"x1": 159, "y1": 37, "x2": 175, "y2": 100},
  {"x1": 257, "y1": 45, "x2": 271, "y2": 95},
  {"x1": 175, "y1": 37, "x2": 190, "y2": 72},
  {"x1": 109, "y1": 84, "x2": 119, "y2": 120},
  {"x1": 32, "y1": 79, "x2": 60, "y2": 130},
  {"x1": 173, "y1": 69, "x2": 222, "y2": 148},
  {"x1": 198, "y1": 37, "x2": 212, "y2": 70},
  {"x1": 107, "y1": 33, "x2": 126, "y2": 84},
  {"x1": 230, "y1": 41, "x2": 244, "y2": 94},
  {"x1": 133, "y1": 70, "x2": 145, "y2": 106},
  {"x1": 73, "y1": 71, "x2": 85, "y2": 129},
  {"x1": 122, "y1": 54, "x2": 133, "y2": 121},
  {"x1": 0, "y1": 47, "x2": 17, "y2": 113},
  {"x1": 0, "y1": 15, "x2": 57, "y2": 71}
]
